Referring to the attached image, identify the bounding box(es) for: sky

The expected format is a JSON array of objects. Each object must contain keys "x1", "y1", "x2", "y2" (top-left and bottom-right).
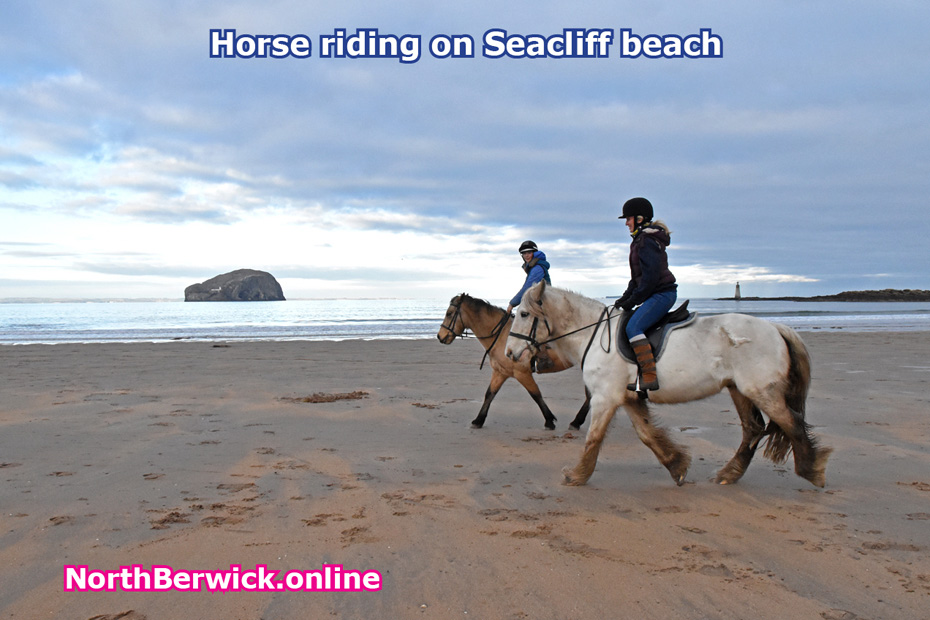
[{"x1": 1, "y1": 1, "x2": 928, "y2": 301}]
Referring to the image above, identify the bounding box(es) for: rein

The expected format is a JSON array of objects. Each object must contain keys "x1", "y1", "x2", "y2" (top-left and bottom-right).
[
  {"x1": 510, "y1": 306, "x2": 617, "y2": 369},
  {"x1": 477, "y1": 313, "x2": 509, "y2": 370}
]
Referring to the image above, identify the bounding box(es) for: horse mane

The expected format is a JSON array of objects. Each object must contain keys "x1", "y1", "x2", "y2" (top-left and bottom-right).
[
  {"x1": 458, "y1": 293, "x2": 505, "y2": 315},
  {"x1": 524, "y1": 282, "x2": 605, "y2": 319}
]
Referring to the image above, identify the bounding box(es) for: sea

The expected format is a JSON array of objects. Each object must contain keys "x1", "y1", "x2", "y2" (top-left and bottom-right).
[{"x1": 2, "y1": 298, "x2": 930, "y2": 345}]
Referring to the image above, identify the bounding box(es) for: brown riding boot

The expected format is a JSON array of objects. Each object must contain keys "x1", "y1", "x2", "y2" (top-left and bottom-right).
[{"x1": 627, "y1": 338, "x2": 660, "y2": 391}]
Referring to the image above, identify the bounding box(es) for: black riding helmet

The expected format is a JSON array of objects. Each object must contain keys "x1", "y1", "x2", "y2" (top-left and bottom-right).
[
  {"x1": 518, "y1": 240, "x2": 538, "y2": 254},
  {"x1": 619, "y1": 197, "x2": 653, "y2": 222}
]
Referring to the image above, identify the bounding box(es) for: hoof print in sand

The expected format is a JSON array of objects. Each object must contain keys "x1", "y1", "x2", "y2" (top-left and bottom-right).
[{"x1": 281, "y1": 391, "x2": 369, "y2": 404}]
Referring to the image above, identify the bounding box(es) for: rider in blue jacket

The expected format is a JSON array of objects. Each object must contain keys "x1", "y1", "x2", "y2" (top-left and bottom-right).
[
  {"x1": 507, "y1": 240, "x2": 551, "y2": 314},
  {"x1": 507, "y1": 240, "x2": 553, "y2": 370}
]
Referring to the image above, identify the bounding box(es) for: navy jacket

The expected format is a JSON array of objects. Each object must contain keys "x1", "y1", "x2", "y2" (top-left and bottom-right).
[{"x1": 617, "y1": 223, "x2": 677, "y2": 309}]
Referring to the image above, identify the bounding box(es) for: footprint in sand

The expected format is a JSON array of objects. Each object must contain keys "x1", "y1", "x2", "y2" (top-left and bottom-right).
[
  {"x1": 87, "y1": 611, "x2": 148, "y2": 620},
  {"x1": 201, "y1": 515, "x2": 243, "y2": 527},
  {"x1": 217, "y1": 482, "x2": 256, "y2": 494},
  {"x1": 381, "y1": 490, "x2": 455, "y2": 509},
  {"x1": 340, "y1": 525, "x2": 377, "y2": 547},
  {"x1": 150, "y1": 511, "x2": 190, "y2": 530},
  {"x1": 861, "y1": 541, "x2": 924, "y2": 552},
  {"x1": 821, "y1": 610, "x2": 862, "y2": 620}
]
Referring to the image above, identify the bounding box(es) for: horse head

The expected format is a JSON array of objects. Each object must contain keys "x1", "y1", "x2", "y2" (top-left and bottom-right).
[
  {"x1": 505, "y1": 281, "x2": 549, "y2": 362},
  {"x1": 437, "y1": 293, "x2": 468, "y2": 344}
]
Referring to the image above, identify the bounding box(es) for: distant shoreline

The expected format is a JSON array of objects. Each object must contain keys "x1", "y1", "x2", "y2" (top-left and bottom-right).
[{"x1": 717, "y1": 288, "x2": 930, "y2": 302}]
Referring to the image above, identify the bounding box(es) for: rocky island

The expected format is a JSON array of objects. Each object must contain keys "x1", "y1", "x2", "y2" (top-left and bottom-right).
[
  {"x1": 184, "y1": 269, "x2": 285, "y2": 302},
  {"x1": 717, "y1": 288, "x2": 930, "y2": 302}
]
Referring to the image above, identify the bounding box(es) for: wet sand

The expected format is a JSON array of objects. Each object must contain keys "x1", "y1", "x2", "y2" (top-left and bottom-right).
[{"x1": 1, "y1": 332, "x2": 928, "y2": 619}]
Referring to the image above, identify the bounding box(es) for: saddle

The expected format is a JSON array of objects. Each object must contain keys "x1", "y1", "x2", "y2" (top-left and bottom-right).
[{"x1": 617, "y1": 300, "x2": 696, "y2": 363}]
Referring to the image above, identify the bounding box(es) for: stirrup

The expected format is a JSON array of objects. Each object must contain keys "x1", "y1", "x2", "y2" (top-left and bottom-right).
[{"x1": 627, "y1": 373, "x2": 658, "y2": 396}]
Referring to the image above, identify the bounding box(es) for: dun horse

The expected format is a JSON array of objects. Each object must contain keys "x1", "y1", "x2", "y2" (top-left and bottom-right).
[
  {"x1": 506, "y1": 282, "x2": 832, "y2": 488},
  {"x1": 438, "y1": 293, "x2": 591, "y2": 430}
]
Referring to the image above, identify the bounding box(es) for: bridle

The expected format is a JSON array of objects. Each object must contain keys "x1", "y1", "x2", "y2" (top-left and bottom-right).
[
  {"x1": 440, "y1": 294, "x2": 467, "y2": 338},
  {"x1": 509, "y1": 305, "x2": 616, "y2": 369},
  {"x1": 507, "y1": 314, "x2": 548, "y2": 349}
]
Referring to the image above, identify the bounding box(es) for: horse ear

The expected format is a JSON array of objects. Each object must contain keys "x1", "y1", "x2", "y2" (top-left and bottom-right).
[{"x1": 528, "y1": 280, "x2": 545, "y2": 307}]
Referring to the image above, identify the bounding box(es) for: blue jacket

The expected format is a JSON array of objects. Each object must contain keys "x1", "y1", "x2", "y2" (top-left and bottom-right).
[{"x1": 510, "y1": 251, "x2": 551, "y2": 307}]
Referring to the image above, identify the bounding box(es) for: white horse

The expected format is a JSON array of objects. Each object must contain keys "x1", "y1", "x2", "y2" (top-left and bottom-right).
[{"x1": 505, "y1": 281, "x2": 832, "y2": 488}]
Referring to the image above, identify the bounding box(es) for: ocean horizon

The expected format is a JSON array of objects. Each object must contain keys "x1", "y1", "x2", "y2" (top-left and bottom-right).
[{"x1": 3, "y1": 297, "x2": 930, "y2": 345}]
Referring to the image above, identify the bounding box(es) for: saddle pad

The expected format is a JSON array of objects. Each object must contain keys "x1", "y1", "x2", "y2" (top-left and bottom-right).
[{"x1": 616, "y1": 301, "x2": 697, "y2": 363}]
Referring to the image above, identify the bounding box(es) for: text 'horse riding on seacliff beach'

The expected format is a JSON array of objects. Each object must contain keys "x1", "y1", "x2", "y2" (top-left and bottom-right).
[
  {"x1": 506, "y1": 281, "x2": 832, "y2": 488},
  {"x1": 437, "y1": 293, "x2": 592, "y2": 430}
]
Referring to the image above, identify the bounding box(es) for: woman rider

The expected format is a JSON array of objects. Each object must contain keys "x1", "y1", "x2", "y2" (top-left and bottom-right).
[{"x1": 612, "y1": 197, "x2": 677, "y2": 392}]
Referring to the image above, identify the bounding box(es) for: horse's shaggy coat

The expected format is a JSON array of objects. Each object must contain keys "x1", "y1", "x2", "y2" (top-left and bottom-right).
[{"x1": 506, "y1": 282, "x2": 832, "y2": 487}]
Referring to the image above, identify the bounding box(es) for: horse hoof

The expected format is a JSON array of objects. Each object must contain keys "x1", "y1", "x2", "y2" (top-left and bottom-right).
[
  {"x1": 667, "y1": 453, "x2": 691, "y2": 486},
  {"x1": 804, "y1": 446, "x2": 832, "y2": 488},
  {"x1": 545, "y1": 423, "x2": 556, "y2": 431},
  {"x1": 470, "y1": 423, "x2": 484, "y2": 429},
  {"x1": 561, "y1": 467, "x2": 587, "y2": 486},
  {"x1": 807, "y1": 474, "x2": 826, "y2": 488},
  {"x1": 568, "y1": 423, "x2": 580, "y2": 431}
]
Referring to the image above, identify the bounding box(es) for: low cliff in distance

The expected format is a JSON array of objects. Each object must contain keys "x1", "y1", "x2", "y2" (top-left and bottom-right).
[
  {"x1": 719, "y1": 289, "x2": 930, "y2": 302},
  {"x1": 184, "y1": 269, "x2": 285, "y2": 302}
]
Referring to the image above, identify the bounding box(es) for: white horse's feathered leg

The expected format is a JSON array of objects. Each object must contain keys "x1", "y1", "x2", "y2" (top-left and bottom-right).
[
  {"x1": 715, "y1": 387, "x2": 767, "y2": 484},
  {"x1": 623, "y1": 397, "x2": 691, "y2": 485},
  {"x1": 562, "y1": 392, "x2": 618, "y2": 485}
]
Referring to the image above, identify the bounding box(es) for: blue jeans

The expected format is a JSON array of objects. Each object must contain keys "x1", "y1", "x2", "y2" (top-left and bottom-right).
[{"x1": 625, "y1": 290, "x2": 677, "y2": 340}]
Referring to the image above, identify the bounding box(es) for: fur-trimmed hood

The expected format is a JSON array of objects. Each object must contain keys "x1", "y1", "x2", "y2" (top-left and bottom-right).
[{"x1": 634, "y1": 220, "x2": 671, "y2": 247}]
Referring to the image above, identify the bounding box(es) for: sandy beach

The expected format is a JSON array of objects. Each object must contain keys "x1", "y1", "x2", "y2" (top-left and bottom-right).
[{"x1": 1, "y1": 331, "x2": 928, "y2": 619}]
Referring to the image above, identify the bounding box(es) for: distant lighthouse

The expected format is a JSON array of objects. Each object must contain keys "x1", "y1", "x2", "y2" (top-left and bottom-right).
[{"x1": 735, "y1": 282, "x2": 742, "y2": 300}]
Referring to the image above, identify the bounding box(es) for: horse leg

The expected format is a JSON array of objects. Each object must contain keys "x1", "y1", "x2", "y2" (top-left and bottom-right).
[
  {"x1": 756, "y1": 394, "x2": 832, "y2": 488},
  {"x1": 562, "y1": 392, "x2": 618, "y2": 485},
  {"x1": 623, "y1": 397, "x2": 691, "y2": 486},
  {"x1": 568, "y1": 387, "x2": 591, "y2": 430},
  {"x1": 715, "y1": 387, "x2": 767, "y2": 485},
  {"x1": 513, "y1": 371, "x2": 557, "y2": 430},
  {"x1": 471, "y1": 372, "x2": 507, "y2": 429}
]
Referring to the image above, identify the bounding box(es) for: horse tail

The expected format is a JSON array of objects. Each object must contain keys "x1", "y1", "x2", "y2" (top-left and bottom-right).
[
  {"x1": 762, "y1": 324, "x2": 813, "y2": 464},
  {"x1": 776, "y1": 323, "x2": 811, "y2": 416}
]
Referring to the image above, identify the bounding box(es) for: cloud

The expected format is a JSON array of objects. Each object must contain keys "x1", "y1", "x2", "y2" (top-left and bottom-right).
[
  {"x1": 675, "y1": 264, "x2": 818, "y2": 287},
  {"x1": 1, "y1": 1, "x2": 928, "y2": 299}
]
